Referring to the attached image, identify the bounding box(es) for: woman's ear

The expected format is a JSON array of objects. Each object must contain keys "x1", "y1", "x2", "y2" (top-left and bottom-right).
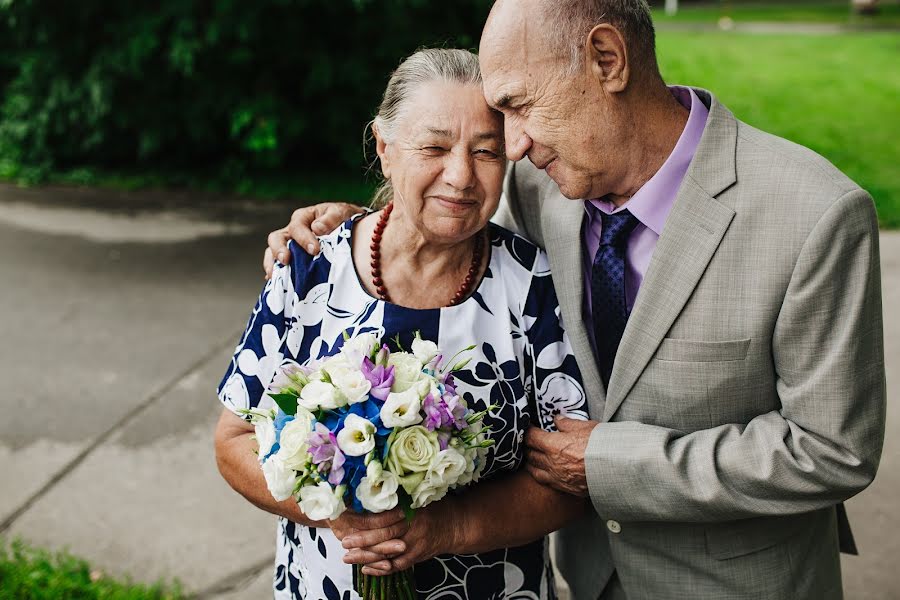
[
  {"x1": 374, "y1": 124, "x2": 391, "y2": 179},
  {"x1": 586, "y1": 23, "x2": 629, "y2": 93}
]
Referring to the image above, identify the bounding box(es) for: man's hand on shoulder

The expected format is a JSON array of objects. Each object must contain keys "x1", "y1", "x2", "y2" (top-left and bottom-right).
[
  {"x1": 264, "y1": 202, "x2": 365, "y2": 278},
  {"x1": 525, "y1": 417, "x2": 598, "y2": 497}
]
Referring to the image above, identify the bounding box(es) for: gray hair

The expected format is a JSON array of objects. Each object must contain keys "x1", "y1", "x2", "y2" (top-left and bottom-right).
[
  {"x1": 367, "y1": 48, "x2": 483, "y2": 208},
  {"x1": 540, "y1": 0, "x2": 658, "y2": 76}
]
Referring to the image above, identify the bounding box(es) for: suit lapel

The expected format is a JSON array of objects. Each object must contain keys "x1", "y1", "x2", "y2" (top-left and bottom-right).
[
  {"x1": 541, "y1": 191, "x2": 607, "y2": 418},
  {"x1": 603, "y1": 90, "x2": 739, "y2": 421}
]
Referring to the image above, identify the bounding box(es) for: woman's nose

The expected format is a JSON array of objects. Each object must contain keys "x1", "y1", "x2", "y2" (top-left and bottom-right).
[{"x1": 443, "y1": 151, "x2": 476, "y2": 190}]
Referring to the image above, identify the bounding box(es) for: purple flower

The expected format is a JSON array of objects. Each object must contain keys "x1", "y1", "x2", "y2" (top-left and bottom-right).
[
  {"x1": 422, "y1": 394, "x2": 443, "y2": 431},
  {"x1": 307, "y1": 423, "x2": 346, "y2": 485},
  {"x1": 436, "y1": 430, "x2": 452, "y2": 451},
  {"x1": 443, "y1": 394, "x2": 469, "y2": 430},
  {"x1": 442, "y1": 373, "x2": 458, "y2": 396},
  {"x1": 361, "y1": 357, "x2": 394, "y2": 401}
]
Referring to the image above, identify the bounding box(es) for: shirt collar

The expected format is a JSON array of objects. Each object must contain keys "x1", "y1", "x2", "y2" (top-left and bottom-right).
[{"x1": 584, "y1": 86, "x2": 709, "y2": 236}]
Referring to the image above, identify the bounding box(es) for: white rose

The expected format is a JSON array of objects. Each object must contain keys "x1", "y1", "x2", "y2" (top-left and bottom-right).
[
  {"x1": 411, "y1": 336, "x2": 439, "y2": 365},
  {"x1": 380, "y1": 388, "x2": 423, "y2": 428},
  {"x1": 336, "y1": 414, "x2": 377, "y2": 456},
  {"x1": 298, "y1": 380, "x2": 343, "y2": 411},
  {"x1": 253, "y1": 417, "x2": 277, "y2": 461},
  {"x1": 299, "y1": 481, "x2": 346, "y2": 521},
  {"x1": 388, "y1": 353, "x2": 425, "y2": 393},
  {"x1": 278, "y1": 407, "x2": 316, "y2": 470},
  {"x1": 429, "y1": 448, "x2": 468, "y2": 488},
  {"x1": 261, "y1": 453, "x2": 297, "y2": 502},
  {"x1": 386, "y1": 426, "x2": 440, "y2": 494},
  {"x1": 356, "y1": 461, "x2": 400, "y2": 513},
  {"x1": 341, "y1": 332, "x2": 379, "y2": 366},
  {"x1": 330, "y1": 368, "x2": 372, "y2": 405},
  {"x1": 410, "y1": 478, "x2": 450, "y2": 509}
]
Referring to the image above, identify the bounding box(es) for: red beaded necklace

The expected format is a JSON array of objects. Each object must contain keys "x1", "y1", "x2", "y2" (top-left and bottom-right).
[{"x1": 369, "y1": 203, "x2": 484, "y2": 306}]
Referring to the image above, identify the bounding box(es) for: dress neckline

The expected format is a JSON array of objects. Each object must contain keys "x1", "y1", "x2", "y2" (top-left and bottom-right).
[{"x1": 343, "y1": 212, "x2": 494, "y2": 311}]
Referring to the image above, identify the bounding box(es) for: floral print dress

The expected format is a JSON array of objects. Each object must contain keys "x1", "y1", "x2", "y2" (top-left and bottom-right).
[{"x1": 218, "y1": 217, "x2": 588, "y2": 600}]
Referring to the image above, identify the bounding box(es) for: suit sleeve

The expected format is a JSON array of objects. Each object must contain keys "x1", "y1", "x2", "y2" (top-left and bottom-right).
[{"x1": 583, "y1": 188, "x2": 886, "y2": 522}]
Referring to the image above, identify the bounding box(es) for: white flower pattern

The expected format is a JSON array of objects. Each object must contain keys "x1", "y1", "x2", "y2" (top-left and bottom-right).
[{"x1": 218, "y1": 220, "x2": 587, "y2": 599}]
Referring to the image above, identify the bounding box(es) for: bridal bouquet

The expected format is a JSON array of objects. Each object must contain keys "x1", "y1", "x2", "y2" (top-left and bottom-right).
[{"x1": 242, "y1": 331, "x2": 494, "y2": 600}]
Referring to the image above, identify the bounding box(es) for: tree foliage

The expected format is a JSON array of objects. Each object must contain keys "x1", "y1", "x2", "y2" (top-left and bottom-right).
[{"x1": 0, "y1": 0, "x2": 492, "y2": 179}]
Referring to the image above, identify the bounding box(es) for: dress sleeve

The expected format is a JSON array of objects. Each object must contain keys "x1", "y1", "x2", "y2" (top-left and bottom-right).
[
  {"x1": 216, "y1": 242, "x2": 312, "y2": 418},
  {"x1": 522, "y1": 251, "x2": 590, "y2": 432}
]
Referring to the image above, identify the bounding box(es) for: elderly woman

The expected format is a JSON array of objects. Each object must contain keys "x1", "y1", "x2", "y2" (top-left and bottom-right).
[{"x1": 214, "y1": 48, "x2": 589, "y2": 599}]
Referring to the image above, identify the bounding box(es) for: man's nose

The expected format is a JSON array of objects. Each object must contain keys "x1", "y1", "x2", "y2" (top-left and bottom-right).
[
  {"x1": 443, "y1": 151, "x2": 476, "y2": 189},
  {"x1": 504, "y1": 120, "x2": 532, "y2": 162}
]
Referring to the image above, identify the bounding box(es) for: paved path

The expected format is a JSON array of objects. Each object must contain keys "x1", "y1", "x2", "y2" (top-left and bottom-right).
[{"x1": 0, "y1": 183, "x2": 897, "y2": 598}]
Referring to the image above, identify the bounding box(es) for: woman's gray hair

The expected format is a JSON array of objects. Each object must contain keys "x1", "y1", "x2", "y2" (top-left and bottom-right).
[
  {"x1": 367, "y1": 48, "x2": 483, "y2": 208},
  {"x1": 540, "y1": 0, "x2": 658, "y2": 76}
]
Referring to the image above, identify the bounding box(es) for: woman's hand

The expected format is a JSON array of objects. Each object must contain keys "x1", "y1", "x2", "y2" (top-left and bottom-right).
[
  {"x1": 342, "y1": 501, "x2": 458, "y2": 576},
  {"x1": 328, "y1": 507, "x2": 410, "y2": 565},
  {"x1": 264, "y1": 202, "x2": 365, "y2": 278}
]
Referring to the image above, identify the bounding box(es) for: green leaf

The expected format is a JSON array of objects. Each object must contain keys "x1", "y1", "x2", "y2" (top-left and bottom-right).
[{"x1": 268, "y1": 392, "x2": 298, "y2": 416}]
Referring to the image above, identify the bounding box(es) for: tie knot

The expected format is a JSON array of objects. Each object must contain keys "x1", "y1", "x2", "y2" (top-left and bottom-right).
[{"x1": 599, "y1": 209, "x2": 639, "y2": 247}]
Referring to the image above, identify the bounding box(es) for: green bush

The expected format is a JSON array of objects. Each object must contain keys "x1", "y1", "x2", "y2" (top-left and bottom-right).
[{"x1": 0, "y1": 0, "x2": 492, "y2": 180}]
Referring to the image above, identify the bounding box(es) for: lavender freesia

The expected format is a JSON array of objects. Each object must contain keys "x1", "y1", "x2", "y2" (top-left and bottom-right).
[{"x1": 361, "y1": 357, "x2": 394, "y2": 401}]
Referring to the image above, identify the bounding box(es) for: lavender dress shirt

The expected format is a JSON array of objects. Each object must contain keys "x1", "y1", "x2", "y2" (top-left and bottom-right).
[{"x1": 583, "y1": 86, "x2": 709, "y2": 329}]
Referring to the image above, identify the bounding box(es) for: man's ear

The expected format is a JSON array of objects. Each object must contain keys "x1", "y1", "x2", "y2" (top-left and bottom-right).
[
  {"x1": 586, "y1": 23, "x2": 629, "y2": 93},
  {"x1": 374, "y1": 124, "x2": 391, "y2": 179}
]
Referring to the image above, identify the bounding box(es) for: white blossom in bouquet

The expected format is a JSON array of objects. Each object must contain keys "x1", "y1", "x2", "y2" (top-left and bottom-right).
[
  {"x1": 410, "y1": 448, "x2": 468, "y2": 508},
  {"x1": 261, "y1": 453, "x2": 297, "y2": 502},
  {"x1": 336, "y1": 414, "x2": 377, "y2": 456},
  {"x1": 253, "y1": 417, "x2": 277, "y2": 461},
  {"x1": 329, "y1": 367, "x2": 372, "y2": 405},
  {"x1": 411, "y1": 335, "x2": 439, "y2": 365},
  {"x1": 278, "y1": 407, "x2": 316, "y2": 470},
  {"x1": 341, "y1": 332, "x2": 379, "y2": 366},
  {"x1": 299, "y1": 481, "x2": 346, "y2": 520},
  {"x1": 386, "y1": 425, "x2": 440, "y2": 494},
  {"x1": 298, "y1": 380, "x2": 343, "y2": 411},
  {"x1": 356, "y1": 460, "x2": 400, "y2": 513},
  {"x1": 380, "y1": 388, "x2": 423, "y2": 428},
  {"x1": 388, "y1": 353, "x2": 425, "y2": 393}
]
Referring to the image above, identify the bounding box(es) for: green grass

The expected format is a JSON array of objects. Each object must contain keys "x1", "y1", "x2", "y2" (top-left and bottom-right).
[
  {"x1": 0, "y1": 539, "x2": 186, "y2": 599},
  {"x1": 657, "y1": 30, "x2": 900, "y2": 227},
  {"x1": 652, "y1": 1, "x2": 900, "y2": 26}
]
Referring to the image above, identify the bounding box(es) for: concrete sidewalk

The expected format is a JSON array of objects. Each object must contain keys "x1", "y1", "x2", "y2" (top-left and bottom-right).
[{"x1": 0, "y1": 183, "x2": 897, "y2": 599}]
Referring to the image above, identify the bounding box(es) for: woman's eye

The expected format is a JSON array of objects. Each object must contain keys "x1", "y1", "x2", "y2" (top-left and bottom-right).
[
  {"x1": 475, "y1": 149, "x2": 499, "y2": 159},
  {"x1": 423, "y1": 146, "x2": 446, "y2": 153}
]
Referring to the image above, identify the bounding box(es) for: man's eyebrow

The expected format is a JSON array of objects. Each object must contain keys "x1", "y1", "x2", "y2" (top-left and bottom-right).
[{"x1": 493, "y1": 93, "x2": 513, "y2": 109}]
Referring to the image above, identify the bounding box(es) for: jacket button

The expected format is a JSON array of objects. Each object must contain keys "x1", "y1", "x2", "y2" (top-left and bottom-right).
[{"x1": 606, "y1": 520, "x2": 621, "y2": 534}]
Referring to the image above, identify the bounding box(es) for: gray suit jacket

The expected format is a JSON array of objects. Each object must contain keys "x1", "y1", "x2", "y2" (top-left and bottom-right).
[{"x1": 495, "y1": 89, "x2": 886, "y2": 600}]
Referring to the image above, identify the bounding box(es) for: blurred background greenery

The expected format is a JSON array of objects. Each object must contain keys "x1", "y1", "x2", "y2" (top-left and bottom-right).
[{"x1": 0, "y1": 0, "x2": 897, "y2": 225}]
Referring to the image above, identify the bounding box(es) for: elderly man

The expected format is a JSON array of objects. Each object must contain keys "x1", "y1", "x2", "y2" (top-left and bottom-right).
[{"x1": 265, "y1": 1, "x2": 885, "y2": 598}]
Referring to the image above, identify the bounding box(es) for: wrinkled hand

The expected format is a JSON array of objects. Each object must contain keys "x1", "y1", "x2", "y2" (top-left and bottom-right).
[
  {"x1": 342, "y1": 503, "x2": 454, "y2": 576},
  {"x1": 328, "y1": 508, "x2": 408, "y2": 565},
  {"x1": 525, "y1": 417, "x2": 598, "y2": 497},
  {"x1": 263, "y1": 202, "x2": 365, "y2": 278}
]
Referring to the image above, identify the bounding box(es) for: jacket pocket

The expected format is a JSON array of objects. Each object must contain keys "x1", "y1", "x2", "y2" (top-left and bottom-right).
[
  {"x1": 655, "y1": 338, "x2": 751, "y2": 363},
  {"x1": 705, "y1": 513, "x2": 806, "y2": 560}
]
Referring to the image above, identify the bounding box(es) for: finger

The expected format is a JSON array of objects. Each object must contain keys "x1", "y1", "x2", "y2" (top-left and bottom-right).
[
  {"x1": 524, "y1": 427, "x2": 559, "y2": 454},
  {"x1": 343, "y1": 548, "x2": 391, "y2": 565},
  {"x1": 361, "y1": 562, "x2": 395, "y2": 577},
  {"x1": 526, "y1": 462, "x2": 556, "y2": 486},
  {"x1": 266, "y1": 228, "x2": 292, "y2": 265},
  {"x1": 555, "y1": 416, "x2": 597, "y2": 433},
  {"x1": 286, "y1": 207, "x2": 321, "y2": 255},
  {"x1": 340, "y1": 508, "x2": 405, "y2": 531},
  {"x1": 342, "y1": 521, "x2": 410, "y2": 550},
  {"x1": 311, "y1": 204, "x2": 344, "y2": 235},
  {"x1": 526, "y1": 447, "x2": 554, "y2": 472},
  {"x1": 263, "y1": 247, "x2": 275, "y2": 280}
]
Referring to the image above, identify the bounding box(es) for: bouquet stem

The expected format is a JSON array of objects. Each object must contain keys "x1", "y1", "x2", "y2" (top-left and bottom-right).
[{"x1": 354, "y1": 564, "x2": 415, "y2": 599}]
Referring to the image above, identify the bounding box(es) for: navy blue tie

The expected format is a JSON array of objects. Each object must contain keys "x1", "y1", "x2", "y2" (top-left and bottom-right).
[{"x1": 591, "y1": 209, "x2": 640, "y2": 387}]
